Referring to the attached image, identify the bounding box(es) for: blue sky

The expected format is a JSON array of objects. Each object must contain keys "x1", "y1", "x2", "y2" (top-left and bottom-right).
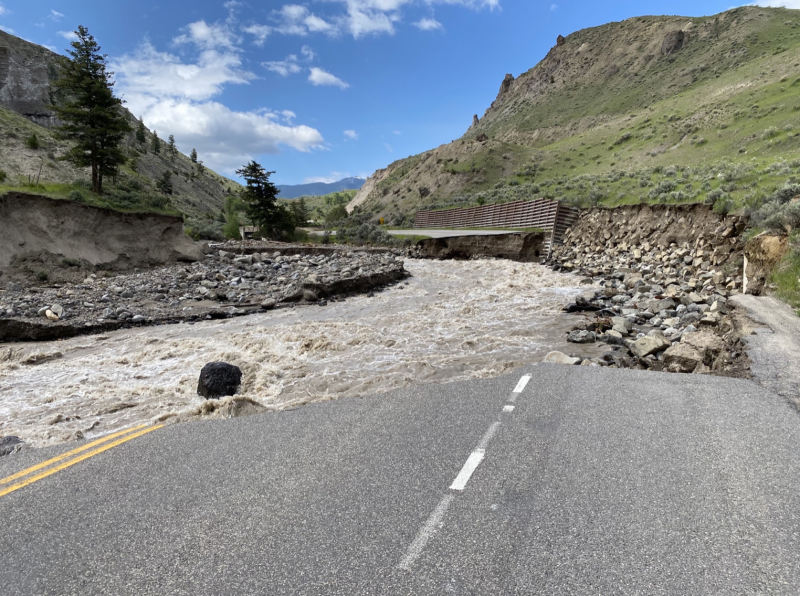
[{"x1": 0, "y1": 0, "x2": 797, "y2": 185}]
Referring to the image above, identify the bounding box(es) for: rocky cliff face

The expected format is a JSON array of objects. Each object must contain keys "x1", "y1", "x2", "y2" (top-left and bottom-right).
[{"x1": 0, "y1": 30, "x2": 59, "y2": 127}]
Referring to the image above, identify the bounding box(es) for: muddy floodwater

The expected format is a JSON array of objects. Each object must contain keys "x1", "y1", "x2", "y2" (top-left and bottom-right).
[{"x1": 1, "y1": 259, "x2": 604, "y2": 447}]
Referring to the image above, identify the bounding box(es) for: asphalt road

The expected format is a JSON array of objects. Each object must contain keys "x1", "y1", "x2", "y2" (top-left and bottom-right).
[
  {"x1": 2, "y1": 365, "x2": 800, "y2": 595},
  {"x1": 731, "y1": 293, "x2": 800, "y2": 410},
  {"x1": 385, "y1": 229, "x2": 521, "y2": 238},
  {"x1": 309, "y1": 229, "x2": 521, "y2": 238}
]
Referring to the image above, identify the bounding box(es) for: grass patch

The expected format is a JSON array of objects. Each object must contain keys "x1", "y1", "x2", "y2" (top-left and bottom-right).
[{"x1": 388, "y1": 234, "x2": 432, "y2": 243}]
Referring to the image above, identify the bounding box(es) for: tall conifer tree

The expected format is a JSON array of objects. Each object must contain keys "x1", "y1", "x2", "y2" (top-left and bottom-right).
[{"x1": 54, "y1": 26, "x2": 131, "y2": 194}]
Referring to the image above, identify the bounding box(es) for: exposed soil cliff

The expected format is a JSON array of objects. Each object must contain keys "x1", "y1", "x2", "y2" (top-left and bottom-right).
[
  {"x1": 0, "y1": 192, "x2": 203, "y2": 272},
  {"x1": 417, "y1": 233, "x2": 546, "y2": 262}
]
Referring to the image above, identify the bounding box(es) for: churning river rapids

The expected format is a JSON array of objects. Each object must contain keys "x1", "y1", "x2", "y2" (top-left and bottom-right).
[{"x1": 1, "y1": 259, "x2": 604, "y2": 447}]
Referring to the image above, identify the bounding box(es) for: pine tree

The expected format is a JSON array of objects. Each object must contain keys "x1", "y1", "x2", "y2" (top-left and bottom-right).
[
  {"x1": 289, "y1": 197, "x2": 310, "y2": 227},
  {"x1": 54, "y1": 25, "x2": 132, "y2": 194},
  {"x1": 235, "y1": 161, "x2": 294, "y2": 239},
  {"x1": 151, "y1": 130, "x2": 161, "y2": 155},
  {"x1": 156, "y1": 170, "x2": 173, "y2": 195},
  {"x1": 190, "y1": 148, "x2": 197, "y2": 163},
  {"x1": 135, "y1": 118, "x2": 146, "y2": 144},
  {"x1": 167, "y1": 134, "x2": 176, "y2": 159}
]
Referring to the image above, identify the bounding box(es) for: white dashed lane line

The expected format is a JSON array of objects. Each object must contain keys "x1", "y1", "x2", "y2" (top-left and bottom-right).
[
  {"x1": 512, "y1": 374, "x2": 531, "y2": 394},
  {"x1": 398, "y1": 374, "x2": 530, "y2": 571}
]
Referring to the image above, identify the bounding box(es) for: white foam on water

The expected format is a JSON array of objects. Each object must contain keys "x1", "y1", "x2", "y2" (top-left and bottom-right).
[{"x1": 0, "y1": 259, "x2": 593, "y2": 447}]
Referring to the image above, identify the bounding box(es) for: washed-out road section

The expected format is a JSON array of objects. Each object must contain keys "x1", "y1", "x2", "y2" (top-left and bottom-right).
[
  {"x1": 2, "y1": 364, "x2": 799, "y2": 595},
  {"x1": 386, "y1": 228, "x2": 523, "y2": 238}
]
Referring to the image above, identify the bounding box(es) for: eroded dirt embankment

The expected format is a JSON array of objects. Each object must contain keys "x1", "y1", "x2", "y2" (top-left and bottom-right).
[
  {"x1": 416, "y1": 232, "x2": 545, "y2": 262},
  {"x1": 0, "y1": 193, "x2": 203, "y2": 272}
]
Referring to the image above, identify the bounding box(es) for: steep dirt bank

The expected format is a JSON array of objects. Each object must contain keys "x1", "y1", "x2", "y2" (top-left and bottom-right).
[
  {"x1": 0, "y1": 193, "x2": 204, "y2": 276},
  {"x1": 417, "y1": 232, "x2": 546, "y2": 262}
]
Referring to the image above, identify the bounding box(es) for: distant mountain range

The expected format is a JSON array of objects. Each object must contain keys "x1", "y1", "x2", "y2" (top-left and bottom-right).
[{"x1": 277, "y1": 177, "x2": 365, "y2": 199}]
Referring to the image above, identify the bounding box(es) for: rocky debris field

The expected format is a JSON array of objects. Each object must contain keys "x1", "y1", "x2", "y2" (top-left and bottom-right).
[
  {"x1": 0, "y1": 242, "x2": 408, "y2": 342},
  {"x1": 545, "y1": 211, "x2": 751, "y2": 377}
]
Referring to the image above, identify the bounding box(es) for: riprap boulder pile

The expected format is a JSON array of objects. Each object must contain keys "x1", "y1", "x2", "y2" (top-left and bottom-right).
[{"x1": 547, "y1": 203, "x2": 751, "y2": 376}]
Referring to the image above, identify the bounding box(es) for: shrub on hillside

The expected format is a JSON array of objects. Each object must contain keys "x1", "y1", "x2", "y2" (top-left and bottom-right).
[
  {"x1": 749, "y1": 183, "x2": 800, "y2": 232},
  {"x1": 25, "y1": 134, "x2": 40, "y2": 150},
  {"x1": 68, "y1": 190, "x2": 85, "y2": 202},
  {"x1": 0, "y1": 170, "x2": 6, "y2": 183}
]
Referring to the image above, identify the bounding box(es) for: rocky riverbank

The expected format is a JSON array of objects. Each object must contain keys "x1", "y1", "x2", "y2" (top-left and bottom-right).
[
  {"x1": 544, "y1": 204, "x2": 752, "y2": 377},
  {"x1": 0, "y1": 242, "x2": 408, "y2": 342}
]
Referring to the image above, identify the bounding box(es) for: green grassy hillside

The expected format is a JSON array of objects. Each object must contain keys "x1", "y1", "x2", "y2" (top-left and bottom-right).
[{"x1": 349, "y1": 6, "x2": 800, "y2": 226}]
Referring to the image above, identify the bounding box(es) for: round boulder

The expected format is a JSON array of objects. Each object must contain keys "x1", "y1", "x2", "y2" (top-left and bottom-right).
[
  {"x1": 197, "y1": 362, "x2": 242, "y2": 399},
  {"x1": 0, "y1": 436, "x2": 24, "y2": 457}
]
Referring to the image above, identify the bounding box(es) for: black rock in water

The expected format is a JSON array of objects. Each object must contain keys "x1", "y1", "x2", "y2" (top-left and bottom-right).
[
  {"x1": 0, "y1": 436, "x2": 24, "y2": 457},
  {"x1": 197, "y1": 362, "x2": 242, "y2": 399}
]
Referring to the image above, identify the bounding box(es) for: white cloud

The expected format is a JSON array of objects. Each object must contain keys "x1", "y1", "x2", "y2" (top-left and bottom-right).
[
  {"x1": 57, "y1": 30, "x2": 78, "y2": 41},
  {"x1": 113, "y1": 33, "x2": 324, "y2": 173},
  {"x1": 303, "y1": 172, "x2": 350, "y2": 183},
  {"x1": 243, "y1": 24, "x2": 271, "y2": 46},
  {"x1": 264, "y1": 56, "x2": 303, "y2": 76},
  {"x1": 392, "y1": 130, "x2": 401, "y2": 135},
  {"x1": 383, "y1": 142, "x2": 393, "y2": 152},
  {"x1": 414, "y1": 17, "x2": 442, "y2": 30},
  {"x1": 550, "y1": 4, "x2": 558, "y2": 10},
  {"x1": 274, "y1": 4, "x2": 337, "y2": 36},
  {"x1": 263, "y1": 45, "x2": 314, "y2": 76},
  {"x1": 0, "y1": 25, "x2": 14, "y2": 34},
  {"x1": 345, "y1": 4, "x2": 397, "y2": 38},
  {"x1": 268, "y1": 0, "x2": 498, "y2": 40},
  {"x1": 344, "y1": 129, "x2": 358, "y2": 140},
  {"x1": 174, "y1": 20, "x2": 239, "y2": 50},
  {"x1": 131, "y1": 99, "x2": 324, "y2": 171},
  {"x1": 0, "y1": 4, "x2": 7, "y2": 17},
  {"x1": 49, "y1": 9, "x2": 64, "y2": 21},
  {"x1": 115, "y1": 41, "x2": 254, "y2": 101},
  {"x1": 750, "y1": 0, "x2": 800, "y2": 6},
  {"x1": 308, "y1": 66, "x2": 349, "y2": 88}
]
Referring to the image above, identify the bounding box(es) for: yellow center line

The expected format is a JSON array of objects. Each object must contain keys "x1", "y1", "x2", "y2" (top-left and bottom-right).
[
  {"x1": 0, "y1": 425, "x2": 164, "y2": 499},
  {"x1": 1, "y1": 424, "x2": 150, "y2": 486}
]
